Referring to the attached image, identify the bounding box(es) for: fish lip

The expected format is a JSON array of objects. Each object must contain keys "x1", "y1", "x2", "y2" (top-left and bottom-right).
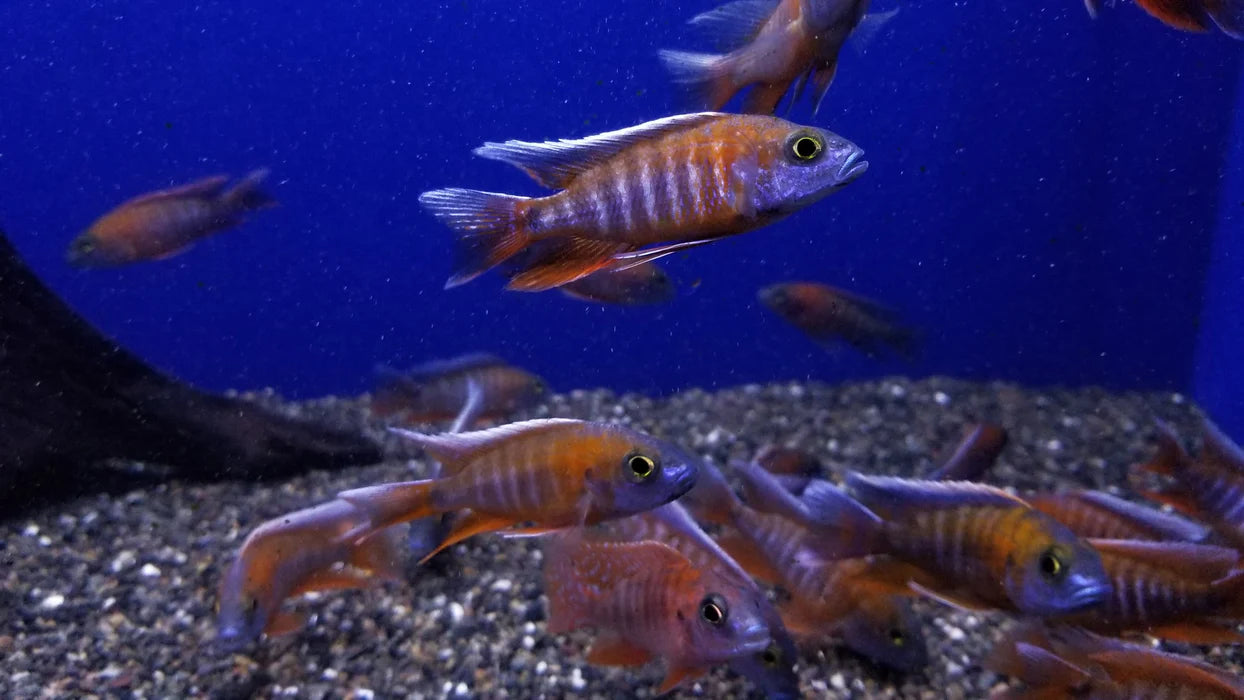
[
  {"x1": 733, "y1": 621, "x2": 773, "y2": 656},
  {"x1": 837, "y1": 150, "x2": 869, "y2": 181},
  {"x1": 1061, "y1": 582, "x2": 1112, "y2": 612}
]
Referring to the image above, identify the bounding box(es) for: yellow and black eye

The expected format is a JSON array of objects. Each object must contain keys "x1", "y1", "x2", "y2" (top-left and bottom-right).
[
  {"x1": 789, "y1": 133, "x2": 824, "y2": 162},
  {"x1": 625, "y1": 453, "x2": 657, "y2": 482},
  {"x1": 760, "y1": 642, "x2": 782, "y2": 668},
  {"x1": 699, "y1": 594, "x2": 728, "y2": 626},
  {"x1": 888, "y1": 628, "x2": 905, "y2": 647},
  {"x1": 1038, "y1": 548, "x2": 1064, "y2": 579}
]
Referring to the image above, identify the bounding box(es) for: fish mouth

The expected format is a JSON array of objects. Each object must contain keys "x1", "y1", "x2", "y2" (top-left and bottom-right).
[
  {"x1": 733, "y1": 621, "x2": 773, "y2": 657},
  {"x1": 837, "y1": 150, "x2": 869, "y2": 182},
  {"x1": 1061, "y1": 582, "x2": 1112, "y2": 612}
]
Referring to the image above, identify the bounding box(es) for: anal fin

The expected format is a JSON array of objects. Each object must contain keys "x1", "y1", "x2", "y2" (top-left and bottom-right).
[
  {"x1": 586, "y1": 633, "x2": 654, "y2": 667},
  {"x1": 1149, "y1": 622, "x2": 1244, "y2": 645},
  {"x1": 417, "y1": 511, "x2": 517, "y2": 564},
  {"x1": 504, "y1": 237, "x2": 628, "y2": 292},
  {"x1": 657, "y1": 665, "x2": 709, "y2": 694},
  {"x1": 908, "y1": 581, "x2": 992, "y2": 612}
]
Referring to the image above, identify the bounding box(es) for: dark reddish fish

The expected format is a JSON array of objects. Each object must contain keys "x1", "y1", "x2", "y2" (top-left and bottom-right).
[
  {"x1": 371, "y1": 353, "x2": 546, "y2": 424},
  {"x1": 216, "y1": 499, "x2": 403, "y2": 650},
  {"x1": 543, "y1": 530, "x2": 772, "y2": 694},
  {"x1": 557, "y1": 261, "x2": 676, "y2": 305},
  {"x1": 68, "y1": 170, "x2": 275, "y2": 267},
  {"x1": 987, "y1": 622, "x2": 1244, "y2": 699},
  {"x1": 1084, "y1": 0, "x2": 1242, "y2": 38},
  {"x1": 420, "y1": 113, "x2": 866, "y2": 291},
  {"x1": 1138, "y1": 420, "x2": 1244, "y2": 549},
  {"x1": 926, "y1": 423, "x2": 1008, "y2": 482},
  {"x1": 1028, "y1": 489, "x2": 1210, "y2": 543},
  {"x1": 759, "y1": 282, "x2": 918, "y2": 359}
]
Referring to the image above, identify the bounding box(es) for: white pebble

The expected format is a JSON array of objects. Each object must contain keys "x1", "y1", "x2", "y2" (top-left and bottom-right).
[
  {"x1": 449, "y1": 601, "x2": 465, "y2": 624},
  {"x1": 348, "y1": 690, "x2": 374, "y2": 700},
  {"x1": 522, "y1": 635, "x2": 535, "y2": 650},
  {"x1": 889, "y1": 383, "x2": 906, "y2": 398},
  {"x1": 569, "y1": 668, "x2": 586, "y2": 691},
  {"x1": 441, "y1": 682, "x2": 454, "y2": 694},
  {"x1": 321, "y1": 669, "x2": 339, "y2": 681},
  {"x1": 1045, "y1": 439, "x2": 1063, "y2": 452},
  {"x1": 40, "y1": 594, "x2": 65, "y2": 609},
  {"x1": 947, "y1": 626, "x2": 965, "y2": 641},
  {"x1": 830, "y1": 672, "x2": 846, "y2": 690},
  {"x1": 454, "y1": 682, "x2": 469, "y2": 696},
  {"x1": 490, "y1": 579, "x2": 513, "y2": 592},
  {"x1": 140, "y1": 563, "x2": 161, "y2": 578},
  {"x1": 110, "y1": 551, "x2": 137, "y2": 573},
  {"x1": 934, "y1": 391, "x2": 950, "y2": 405},
  {"x1": 22, "y1": 523, "x2": 39, "y2": 537},
  {"x1": 535, "y1": 661, "x2": 548, "y2": 675}
]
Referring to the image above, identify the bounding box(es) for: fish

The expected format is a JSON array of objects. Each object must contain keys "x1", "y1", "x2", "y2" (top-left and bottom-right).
[
  {"x1": 556, "y1": 261, "x2": 676, "y2": 305},
  {"x1": 1138, "y1": 420, "x2": 1244, "y2": 549},
  {"x1": 595, "y1": 504, "x2": 801, "y2": 699},
  {"x1": 926, "y1": 423, "x2": 1008, "y2": 482},
  {"x1": 542, "y1": 529, "x2": 773, "y2": 694},
  {"x1": 986, "y1": 622, "x2": 1244, "y2": 699},
  {"x1": 746, "y1": 445, "x2": 825, "y2": 495},
  {"x1": 216, "y1": 499, "x2": 403, "y2": 651},
  {"x1": 337, "y1": 419, "x2": 699, "y2": 563},
  {"x1": 420, "y1": 113, "x2": 867, "y2": 291},
  {"x1": 1028, "y1": 489, "x2": 1210, "y2": 543},
  {"x1": 1084, "y1": 0, "x2": 1243, "y2": 38},
  {"x1": 371, "y1": 353, "x2": 546, "y2": 424},
  {"x1": 659, "y1": 0, "x2": 886, "y2": 114},
  {"x1": 759, "y1": 282, "x2": 918, "y2": 359},
  {"x1": 737, "y1": 465, "x2": 1112, "y2": 615},
  {"x1": 1053, "y1": 539, "x2": 1244, "y2": 644},
  {"x1": 68, "y1": 169, "x2": 276, "y2": 267},
  {"x1": 690, "y1": 460, "x2": 929, "y2": 671}
]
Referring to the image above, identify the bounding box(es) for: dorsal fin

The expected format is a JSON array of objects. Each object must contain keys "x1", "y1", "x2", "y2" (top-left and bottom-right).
[
  {"x1": 401, "y1": 352, "x2": 508, "y2": 381},
  {"x1": 1202, "y1": 419, "x2": 1244, "y2": 475},
  {"x1": 473, "y1": 113, "x2": 725, "y2": 189},
  {"x1": 1089, "y1": 648, "x2": 1244, "y2": 696},
  {"x1": 1087, "y1": 539, "x2": 1239, "y2": 581},
  {"x1": 688, "y1": 0, "x2": 780, "y2": 50},
  {"x1": 120, "y1": 174, "x2": 231, "y2": 207},
  {"x1": 1070, "y1": 490, "x2": 1209, "y2": 542},
  {"x1": 389, "y1": 418, "x2": 582, "y2": 473},
  {"x1": 846, "y1": 473, "x2": 1026, "y2": 517}
]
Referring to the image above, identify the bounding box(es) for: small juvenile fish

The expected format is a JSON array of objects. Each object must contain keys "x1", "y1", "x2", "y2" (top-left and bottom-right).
[
  {"x1": 371, "y1": 353, "x2": 546, "y2": 424},
  {"x1": 1084, "y1": 0, "x2": 1242, "y2": 38},
  {"x1": 543, "y1": 530, "x2": 772, "y2": 694},
  {"x1": 216, "y1": 499, "x2": 403, "y2": 650},
  {"x1": 738, "y1": 465, "x2": 1112, "y2": 616},
  {"x1": 338, "y1": 419, "x2": 698, "y2": 562},
  {"x1": 1054, "y1": 539, "x2": 1244, "y2": 644},
  {"x1": 68, "y1": 170, "x2": 275, "y2": 267},
  {"x1": 1028, "y1": 489, "x2": 1210, "y2": 543},
  {"x1": 660, "y1": 0, "x2": 887, "y2": 114},
  {"x1": 1138, "y1": 420, "x2": 1244, "y2": 549},
  {"x1": 759, "y1": 282, "x2": 918, "y2": 359},
  {"x1": 987, "y1": 622, "x2": 1244, "y2": 699},
  {"x1": 926, "y1": 423, "x2": 1008, "y2": 482},
  {"x1": 556, "y1": 262, "x2": 676, "y2": 305},
  {"x1": 421, "y1": 113, "x2": 866, "y2": 291}
]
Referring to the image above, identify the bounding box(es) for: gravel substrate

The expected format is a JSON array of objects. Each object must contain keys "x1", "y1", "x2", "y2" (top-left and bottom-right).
[{"x1": 1, "y1": 377, "x2": 1239, "y2": 699}]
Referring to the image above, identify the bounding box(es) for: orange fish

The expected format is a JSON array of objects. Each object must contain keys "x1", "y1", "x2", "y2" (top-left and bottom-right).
[
  {"x1": 216, "y1": 499, "x2": 403, "y2": 650},
  {"x1": 337, "y1": 419, "x2": 699, "y2": 562},
  {"x1": 543, "y1": 529, "x2": 772, "y2": 694},
  {"x1": 660, "y1": 0, "x2": 892, "y2": 113},
  {"x1": 759, "y1": 282, "x2": 918, "y2": 359},
  {"x1": 371, "y1": 353, "x2": 546, "y2": 425},
  {"x1": 68, "y1": 169, "x2": 275, "y2": 267},
  {"x1": 926, "y1": 423, "x2": 1008, "y2": 482},
  {"x1": 420, "y1": 113, "x2": 867, "y2": 291},
  {"x1": 1138, "y1": 420, "x2": 1244, "y2": 549},
  {"x1": 987, "y1": 622, "x2": 1244, "y2": 699},
  {"x1": 1028, "y1": 489, "x2": 1210, "y2": 542},
  {"x1": 557, "y1": 262, "x2": 676, "y2": 305},
  {"x1": 1084, "y1": 0, "x2": 1242, "y2": 37}
]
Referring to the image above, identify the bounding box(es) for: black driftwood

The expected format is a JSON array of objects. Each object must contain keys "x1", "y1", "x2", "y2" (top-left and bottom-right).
[{"x1": 0, "y1": 228, "x2": 381, "y2": 511}]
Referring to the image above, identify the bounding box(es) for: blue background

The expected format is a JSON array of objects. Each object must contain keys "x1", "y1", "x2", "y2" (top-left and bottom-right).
[{"x1": 1, "y1": 2, "x2": 1241, "y2": 435}]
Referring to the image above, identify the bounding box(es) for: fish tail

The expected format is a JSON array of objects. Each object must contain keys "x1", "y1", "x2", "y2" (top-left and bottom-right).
[
  {"x1": 1138, "y1": 421, "x2": 1189, "y2": 477},
  {"x1": 1134, "y1": 0, "x2": 1215, "y2": 31},
  {"x1": 337, "y1": 480, "x2": 440, "y2": 534},
  {"x1": 797, "y1": 480, "x2": 887, "y2": 558},
  {"x1": 419, "y1": 188, "x2": 532, "y2": 288},
  {"x1": 657, "y1": 49, "x2": 737, "y2": 110},
  {"x1": 684, "y1": 460, "x2": 743, "y2": 526},
  {"x1": 1205, "y1": 0, "x2": 1244, "y2": 38},
  {"x1": 221, "y1": 168, "x2": 278, "y2": 212},
  {"x1": 984, "y1": 623, "x2": 1092, "y2": 691}
]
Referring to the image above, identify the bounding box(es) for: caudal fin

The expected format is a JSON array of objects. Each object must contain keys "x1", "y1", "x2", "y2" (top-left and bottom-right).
[
  {"x1": 1206, "y1": 0, "x2": 1244, "y2": 37},
  {"x1": 419, "y1": 188, "x2": 531, "y2": 288},
  {"x1": 221, "y1": 168, "x2": 278, "y2": 212},
  {"x1": 658, "y1": 49, "x2": 738, "y2": 110}
]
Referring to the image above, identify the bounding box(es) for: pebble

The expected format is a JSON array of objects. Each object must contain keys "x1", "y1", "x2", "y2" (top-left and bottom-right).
[
  {"x1": 39, "y1": 593, "x2": 64, "y2": 609},
  {"x1": 139, "y1": 563, "x2": 161, "y2": 578},
  {"x1": 449, "y1": 602, "x2": 465, "y2": 625},
  {"x1": 490, "y1": 579, "x2": 513, "y2": 593}
]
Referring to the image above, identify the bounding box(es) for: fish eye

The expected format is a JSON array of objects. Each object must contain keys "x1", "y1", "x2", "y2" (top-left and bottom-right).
[
  {"x1": 1038, "y1": 548, "x2": 1064, "y2": 579},
  {"x1": 888, "y1": 628, "x2": 905, "y2": 646},
  {"x1": 625, "y1": 453, "x2": 658, "y2": 482},
  {"x1": 789, "y1": 133, "x2": 824, "y2": 162},
  {"x1": 760, "y1": 642, "x2": 782, "y2": 667},
  {"x1": 699, "y1": 594, "x2": 728, "y2": 626}
]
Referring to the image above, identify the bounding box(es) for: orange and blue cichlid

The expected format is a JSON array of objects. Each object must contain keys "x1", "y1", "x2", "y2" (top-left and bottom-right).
[
  {"x1": 759, "y1": 282, "x2": 919, "y2": 359},
  {"x1": 738, "y1": 464, "x2": 1112, "y2": 616},
  {"x1": 557, "y1": 261, "x2": 676, "y2": 305},
  {"x1": 1138, "y1": 420, "x2": 1244, "y2": 549},
  {"x1": 1028, "y1": 489, "x2": 1210, "y2": 542},
  {"x1": 542, "y1": 529, "x2": 773, "y2": 695},
  {"x1": 1054, "y1": 539, "x2": 1244, "y2": 644},
  {"x1": 337, "y1": 419, "x2": 699, "y2": 562},
  {"x1": 68, "y1": 169, "x2": 276, "y2": 267},
  {"x1": 1084, "y1": 0, "x2": 1242, "y2": 38},
  {"x1": 420, "y1": 112, "x2": 867, "y2": 291},
  {"x1": 987, "y1": 622, "x2": 1244, "y2": 699},
  {"x1": 660, "y1": 0, "x2": 893, "y2": 114},
  {"x1": 371, "y1": 353, "x2": 546, "y2": 425},
  {"x1": 216, "y1": 499, "x2": 404, "y2": 651},
  {"x1": 926, "y1": 423, "x2": 1008, "y2": 482}
]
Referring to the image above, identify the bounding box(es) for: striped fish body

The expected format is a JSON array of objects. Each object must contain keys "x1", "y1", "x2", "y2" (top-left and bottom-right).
[
  {"x1": 1032, "y1": 493, "x2": 1158, "y2": 540},
  {"x1": 1177, "y1": 458, "x2": 1244, "y2": 549},
  {"x1": 1083, "y1": 552, "x2": 1220, "y2": 632},
  {"x1": 1029, "y1": 491, "x2": 1208, "y2": 542}
]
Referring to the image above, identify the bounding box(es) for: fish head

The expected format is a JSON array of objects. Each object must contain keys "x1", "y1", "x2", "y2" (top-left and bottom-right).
[
  {"x1": 679, "y1": 573, "x2": 773, "y2": 666},
  {"x1": 752, "y1": 122, "x2": 867, "y2": 216},
  {"x1": 1002, "y1": 514, "x2": 1112, "y2": 615},
  {"x1": 726, "y1": 634, "x2": 801, "y2": 700},
  {"x1": 214, "y1": 569, "x2": 270, "y2": 653},
  {"x1": 837, "y1": 595, "x2": 929, "y2": 673},
  {"x1": 65, "y1": 231, "x2": 122, "y2": 268},
  {"x1": 598, "y1": 431, "x2": 700, "y2": 517},
  {"x1": 758, "y1": 282, "x2": 829, "y2": 327}
]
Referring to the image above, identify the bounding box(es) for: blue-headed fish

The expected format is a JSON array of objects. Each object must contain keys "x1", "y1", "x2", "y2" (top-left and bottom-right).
[
  {"x1": 420, "y1": 113, "x2": 867, "y2": 291},
  {"x1": 1138, "y1": 420, "x2": 1244, "y2": 549}
]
